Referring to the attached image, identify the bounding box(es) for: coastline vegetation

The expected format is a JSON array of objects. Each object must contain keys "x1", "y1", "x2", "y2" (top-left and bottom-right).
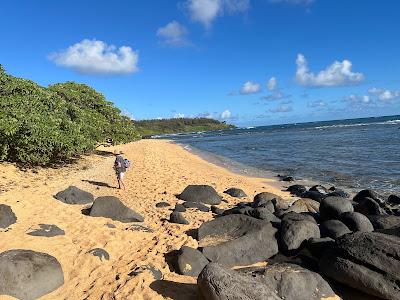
[
  {"x1": 0, "y1": 66, "x2": 234, "y2": 165},
  {"x1": 135, "y1": 118, "x2": 235, "y2": 137},
  {"x1": 0, "y1": 65, "x2": 140, "y2": 165}
]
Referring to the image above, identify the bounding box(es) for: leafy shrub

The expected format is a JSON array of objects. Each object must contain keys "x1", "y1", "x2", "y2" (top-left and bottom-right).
[{"x1": 0, "y1": 65, "x2": 140, "y2": 165}]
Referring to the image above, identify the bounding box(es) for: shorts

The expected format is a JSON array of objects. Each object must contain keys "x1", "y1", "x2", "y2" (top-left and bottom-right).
[{"x1": 117, "y1": 172, "x2": 125, "y2": 180}]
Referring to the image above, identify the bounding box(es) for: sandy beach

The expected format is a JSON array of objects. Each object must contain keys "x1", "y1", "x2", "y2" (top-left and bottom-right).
[{"x1": 0, "y1": 139, "x2": 292, "y2": 300}]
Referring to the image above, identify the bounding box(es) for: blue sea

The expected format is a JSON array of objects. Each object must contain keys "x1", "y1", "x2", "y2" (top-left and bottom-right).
[{"x1": 156, "y1": 115, "x2": 400, "y2": 196}]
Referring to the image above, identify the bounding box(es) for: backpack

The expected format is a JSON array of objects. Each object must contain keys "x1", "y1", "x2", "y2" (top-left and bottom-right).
[{"x1": 124, "y1": 159, "x2": 131, "y2": 169}]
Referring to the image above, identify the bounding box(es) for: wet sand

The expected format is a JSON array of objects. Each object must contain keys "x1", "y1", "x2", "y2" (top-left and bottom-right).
[{"x1": 0, "y1": 139, "x2": 292, "y2": 300}]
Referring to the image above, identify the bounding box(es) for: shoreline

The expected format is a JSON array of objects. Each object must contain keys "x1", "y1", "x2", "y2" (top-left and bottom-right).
[{"x1": 0, "y1": 139, "x2": 293, "y2": 299}]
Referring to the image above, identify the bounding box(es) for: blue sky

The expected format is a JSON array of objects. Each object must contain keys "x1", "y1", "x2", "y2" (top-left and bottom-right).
[{"x1": 1, "y1": 0, "x2": 400, "y2": 126}]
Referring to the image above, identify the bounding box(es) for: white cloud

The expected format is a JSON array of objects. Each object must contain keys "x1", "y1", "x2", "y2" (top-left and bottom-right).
[
  {"x1": 295, "y1": 54, "x2": 364, "y2": 87},
  {"x1": 220, "y1": 109, "x2": 232, "y2": 119},
  {"x1": 368, "y1": 87, "x2": 400, "y2": 102},
  {"x1": 269, "y1": 104, "x2": 292, "y2": 113},
  {"x1": 157, "y1": 21, "x2": 190, "y2": 47},
  {"x1": 261, "y1": 91, "x2": 291, "y2": 101},
  {"x1": 49, "y1": 39, "x2": 139, "y2": 75},
  {"x1": 343, "y1": 94, "x2": 373, "y2": 108},
  {"x1": 267, "y1": 77, "x2": 277, "y2": 91},
  {"x1": 183, "y1": 0, "x2": 250, "y2": 28},
  {"x1": 308, "y1": 100, "x2": 327, "y2": 108},
  {"x1": 240, "y1": 81, "x2": 261, "y2": 95},
  {"x1": 174, "y1": 113, "x2": 185, "y2": 118}
]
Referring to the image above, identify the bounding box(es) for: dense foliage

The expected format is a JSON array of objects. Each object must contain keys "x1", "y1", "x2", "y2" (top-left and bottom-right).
[
  {"x1": 135, "y1": 118, "x2": 235, "y2": 136},
  {"x1": 0, "y1": 65, "x2": 140, "y2": 165}
]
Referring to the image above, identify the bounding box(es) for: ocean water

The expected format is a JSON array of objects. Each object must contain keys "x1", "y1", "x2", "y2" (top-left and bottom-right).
[{"x1": 156, "y1": 115, "x2": 400, "y2": 196}]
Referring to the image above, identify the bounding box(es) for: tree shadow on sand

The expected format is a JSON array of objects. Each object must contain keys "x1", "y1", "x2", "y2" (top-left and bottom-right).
[
  {"x1": 82, "y1": 179, "x2": 115, "y2": 189},
  {"x1": 150, "y1": 280, "x2": 197, "y2": 300}
]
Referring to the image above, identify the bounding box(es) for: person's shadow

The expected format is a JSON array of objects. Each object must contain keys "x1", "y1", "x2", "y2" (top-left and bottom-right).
[
  {"x1": 150, "y1": 280, "x2": 197, "y2": 300},
  {"x1": 82, "y1": 180, "x2": 115, "y2": 189}
]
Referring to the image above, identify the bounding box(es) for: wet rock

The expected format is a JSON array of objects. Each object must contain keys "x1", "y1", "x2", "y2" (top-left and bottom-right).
[
  {"x1": 174, "y1": 204, "x2": 186, "y2": 212},
  {"x1": 320, "y1": 220, "x2": 351, "y2": 239},
  {"x1": 0, "y1": 204, "x2": 17, "y2": 228},
  {"x1": 54, "y1": 186, "x2": 94, "y2": 205},
  {"x1": 0, "y1": 249, "x2": 64, "y2": 300},
  {"x1": 280, "y1": 218, "x2": 320, "y2": 253},
  {"x1": 327, "y1": 190, "x2": 350, "y2": 198},
  {"x1": 89, "y1": 196, "x2": 144, "y2": 223},
  {"x1": 178, "y1": 185, "x2": 222, "y2": 205},
  {"x1": 169, "y1": 211, "x2": 189, "y2": 225},
  {"x1": 319, "y1": 232, "x2": 400, "y2": 300},
  {"x1": 88, "y1": 248, "x2": 109, "y2": 261},
  {"x1": 183, "y1": 202, "x2": 210, "y2": 212},
  {"x1": 223, "y1": 188, "x2": 247, "y2": 198},
  {"x1": 367, "y1": 215, "x2": 400, "y2": 229},
  {"x1": 177, "y1": 246, "x2": 209, "y2": 277},
  {"x1": 309, "y1": 185, "x2": 328, "y2": 194},
  {"x1": 287, "y1": 184, "x2": 307, "y2": 196},
  {"x1": 155, "y1": 202, "x2": 170, "y2": 208},
  {"x1": 353, "y1": 189, "x2": 386, "y2": 206},
  {"x1": 339, "y1": 212, "x2": 374, "y2": 232},
  {"x1": 199, "y1": 215, "x2": 278, "y2": 267},
  {"x1": 27, "y1": 224, "x2": 65, "y2": 237},
  {"x1": 301, "y1": 191, "x2": 326, "y2": 202},
  {"x1": 198, "y1": 262, "x2": 336, "y2": 300},
  {"x1": 354, "y1": 197, "x2": 386, "y2": 216},
  {"x1": 388, "y1": 195, "x2": 400, "y2": 205},
  {"x1": 320, "y1": 196, "x2": 354, "y2": 221}
]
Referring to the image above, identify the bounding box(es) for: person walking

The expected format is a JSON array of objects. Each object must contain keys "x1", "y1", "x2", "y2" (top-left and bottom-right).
[{"x1": 113, "y1": 150, "x2": 126, "y2": 190}]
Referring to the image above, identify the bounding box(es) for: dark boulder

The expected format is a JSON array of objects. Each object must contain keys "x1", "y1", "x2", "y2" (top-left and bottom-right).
[
  {"x1": 88, "y1": 248, "x2": 109, "y2": 261},
  {"x1": 301, "y1": 191, "x2": 326, "y2": 202},
  {"x1": 375, "y1": 226, "x2": 400, "y2": 238},
  {"x1": 339, "y1": 212, "x2": 373, "y2": 232},
  {"x1": 367, "y1": 215, "x2": 400, "y2": 229},
  {"x1": 89, "y1": 196, "x2": 144, "y2": 223},
  {"x1": 0, "y1": 249, "x2": 64, "y2": 300},
  {"x1": 183, "y1": 202, "x2": 210, "y2": 212},
  {"x1": 354, "y1": 197, "x2": 386, "y2": 216},
  {"x1": 353, "y1": 189, "x2": 386, "y2": 206},
  {"x1": 178, "y1": 185, "x2": 222, "y2": 205},
  {"x1": 320, "y1": 196, "x2": 354, "y2": 221},
  {"x1": 155, "y1": 202, "x2": 170, "y2": 208},
  {"x1": 309, "y1": 185, "x2": 328, "y2": 194},
  {"x1": 281, "y1": 176, "x2": 294, "y2": 182},
  {"x1": 281, "y1": 211, "x2": 317, "y2": 224},
  {"x1": 27, "y1": 224, "x2": 65, "y2": 237},
  {"x1": 198, "y1": 262, "x2": 336, "y2": 300},
  {"x1": 327, "y1": 190, "x2": 350, "y2": 198},
  {"x1": 176, "y1": 246, "x2": 209, "y2": 277},
  {"x1": 307, "y1": 237, "x2": 335, "y2": 258},
  {"x1": 388, "y1": 195, "x2": 400, "y2": 205},
  {"x1": 223, "y1": 188, "x2": 247, "y2": 198},
  {"x1": 287, "y1": 184, "x2": 307, "y2": 196},
  {"x1": 280, "y1": 218, "x2": 320, "y2": 253},
  {"x1": 222, "y1": 206, "x2": 253, "y2": 217},
  {"x1": 320, "y1": 220, "x2": 351, "y2": 239},
  {"x1": 174, "y1": 204, "x2": 186, "y2": 212},
  {"x1": 286, "y1": 198, "x2": 320, "y2": 214},
  {"x1": 54, "y1": 186, "x2": 94, "y2": 205},
  {"x1": 319, "y1": 232, "x2": 400, "y2": 300},
  {"x1": 252, "y1": 192, "x2": 277, "y2": 212},
  {"x1": 210, "y1": 205, "x2": 225, "y2": 215},
  {"x1": 0, "y1": 204, "x2": 17, "y2": 228},
  {"x1": 249, "y1": 208, "x2": 281, "y2": 224},
  {"x1": 198, "y1": 215, "x2": 278, "y2": 267},
  {"x1": 169, "y1": 211, "x2": 189, "y2": 225}
]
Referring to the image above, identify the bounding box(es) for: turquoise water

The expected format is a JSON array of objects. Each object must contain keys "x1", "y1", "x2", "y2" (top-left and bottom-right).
[{"x1": 157, "y1": 115, "x2": 400, "y2": 196}]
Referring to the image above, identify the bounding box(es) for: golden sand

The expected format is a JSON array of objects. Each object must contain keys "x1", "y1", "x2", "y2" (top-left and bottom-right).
[{"x1": 0, "y1": 139, "x2": 293, "y2": 300}]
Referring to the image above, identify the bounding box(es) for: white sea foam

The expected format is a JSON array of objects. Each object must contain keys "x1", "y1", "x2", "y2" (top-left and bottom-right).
[{"x1": 315, "y1": 119, "x2": 400, "y2": 129}]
